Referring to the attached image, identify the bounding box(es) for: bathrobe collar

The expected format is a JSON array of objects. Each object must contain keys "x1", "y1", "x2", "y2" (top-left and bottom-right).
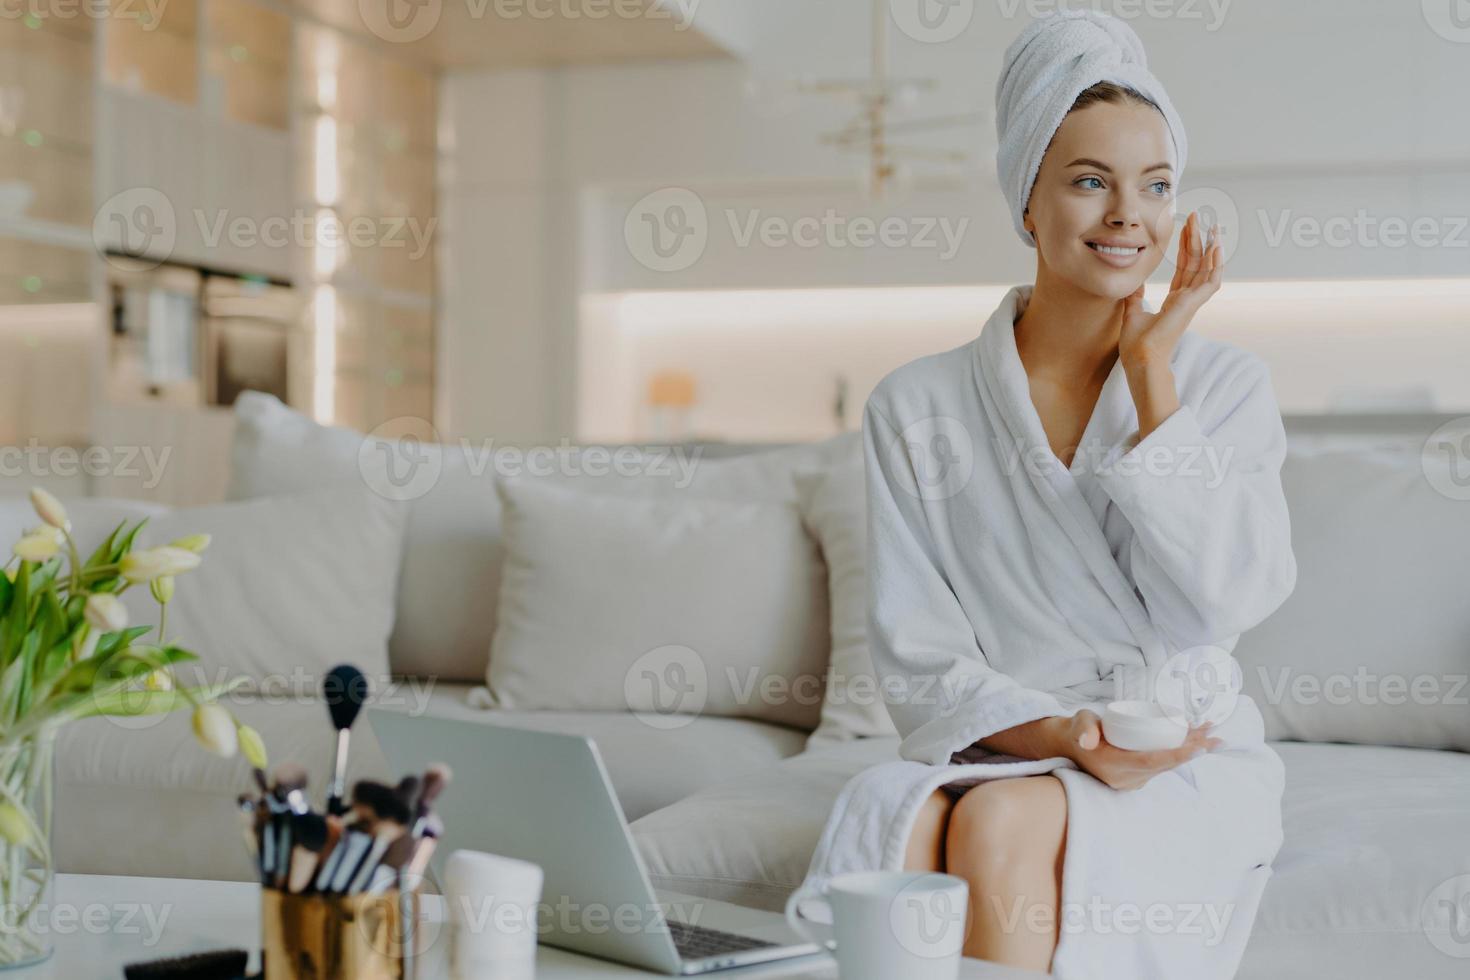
[{"x1": 973, "y1": 283, "x2": 1169, "y2": 679}]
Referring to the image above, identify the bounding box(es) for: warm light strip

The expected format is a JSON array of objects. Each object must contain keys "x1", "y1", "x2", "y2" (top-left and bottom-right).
[
  {"x1": 313, "y1": 115, "x2": 339, "y2": 208},
  {"x1": 313, "y1": 285, "x2": 336, "y2": 424},
  {"x1": 607, "y1": 278, "x2": 1470, "y2": 331}
]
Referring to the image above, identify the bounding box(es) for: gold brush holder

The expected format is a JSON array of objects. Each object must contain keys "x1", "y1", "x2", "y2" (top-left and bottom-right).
[{"x1": 261, "y1": 887, "x2": 419, "y2": 980}]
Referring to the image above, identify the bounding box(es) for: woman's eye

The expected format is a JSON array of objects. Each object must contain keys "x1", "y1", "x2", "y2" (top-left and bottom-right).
[
  {"x1": 1076, "y1": 177, "x2": 1103, "y2": 190},
  {"x1": 1150, "y1": 180, "x2": 1172, "y2": 195}
]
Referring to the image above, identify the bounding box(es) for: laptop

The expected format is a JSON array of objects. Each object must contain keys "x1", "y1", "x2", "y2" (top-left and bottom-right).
[{"x1": 367, "y1": 709, "x2": 826, "y2": 974}]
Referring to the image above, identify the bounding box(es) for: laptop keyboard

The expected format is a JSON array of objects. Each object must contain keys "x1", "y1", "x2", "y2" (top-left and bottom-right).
[{"x1": 668, "y1": 919, "x2": 779, "y2": 959}]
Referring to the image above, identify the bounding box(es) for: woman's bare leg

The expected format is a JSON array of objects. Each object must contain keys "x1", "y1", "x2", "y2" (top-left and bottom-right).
[
  {"x1": 944, "y1": 775, "x2": 1068, "y2": 970},
  {"x1": 903, "y1": 788, "x2": 955, "y2": 872}
]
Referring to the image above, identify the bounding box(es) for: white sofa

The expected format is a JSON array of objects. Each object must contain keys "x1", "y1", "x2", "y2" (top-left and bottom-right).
[{"x1": 16, "y1": 399, "x2": 1470, "y2": 980}]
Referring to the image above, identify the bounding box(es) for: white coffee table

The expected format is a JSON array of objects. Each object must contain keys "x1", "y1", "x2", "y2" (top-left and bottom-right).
[{"x1": 25, "y1": 874, "x2": 1046, "y2": 978}]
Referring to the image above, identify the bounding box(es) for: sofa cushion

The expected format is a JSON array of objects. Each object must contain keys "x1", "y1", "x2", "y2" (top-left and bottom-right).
[
  {"x1": 794, "y1": 437, "x2": 900, "y2": 746},
  {"x1": 1, "y1": 488, "x2": 405, "y2": 687},
  {"x1": 1238, "y1": 741, "x2": 1470, "y2": 979},
  {"x1": 483, "y1": 477, "x2": 830, "y2": 731},
  {"x1": 227, "y1": 392, "x2": 852, "y2": 684},
  {"x1": 630, "y1": 736, "x2": 900, "y2": 911},
  {"x1": 0, "y1": 496, "x2": 166, "y2": 550},
  {"x1": 116, "y1": 485, "x2": 407, "y2": 687},
  {"x1": 227, "y1": 391, "x2": 499, "y2": 684},
  {"x1": 1233, "y1": 447, "x2": 1470, "y2": 751},
  {"x1": 630, "y1": 738, "x2": 1470, "y2": 979}
]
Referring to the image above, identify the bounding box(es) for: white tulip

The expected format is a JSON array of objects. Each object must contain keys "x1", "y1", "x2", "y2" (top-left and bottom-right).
[
  {"x1": 192, "y1": 704, "x2": 238, "y2": 758},
  {"x1": 169, "y1": 534, "x2": 211, "y2": 554},
  {"x1": 13, "y1": 533, "x2": 59, "y2": 562},
  {"x1": 84, "y1": 593, "x2": 129, "y2": 632},
  {"x1": 120, "y1": 547, "x2": 201, "y2": 584},
  {"x1": 29, "y1": 488, "x2": 69, "y2": 532}
]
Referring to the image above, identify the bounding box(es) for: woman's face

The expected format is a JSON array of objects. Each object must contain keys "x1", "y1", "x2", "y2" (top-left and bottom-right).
[{"x1": 1023, "y1": 100, "x2": 1178, "y2": 300}]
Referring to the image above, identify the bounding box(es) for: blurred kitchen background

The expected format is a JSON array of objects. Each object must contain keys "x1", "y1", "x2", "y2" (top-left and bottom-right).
[{"x1": 1, "y1": 0, "x2": 1468, "y2": 504}]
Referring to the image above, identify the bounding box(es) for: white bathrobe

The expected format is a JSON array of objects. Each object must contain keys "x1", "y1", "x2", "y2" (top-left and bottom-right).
[{"x1": 800, "y1": 284, "x2": 1296, "y2": 979}]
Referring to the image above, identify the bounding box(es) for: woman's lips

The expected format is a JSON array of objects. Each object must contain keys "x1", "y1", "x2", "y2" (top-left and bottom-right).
[{"x1": 1086, "y1": 241, "x2": 1145, "y2": 267}]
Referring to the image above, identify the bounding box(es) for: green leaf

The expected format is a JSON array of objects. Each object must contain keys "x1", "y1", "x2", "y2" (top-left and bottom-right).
[
  {"x1": 113, "y1": 519, "x2": 149, "y2": 560},
  {"x1": 27, "y1": 558, "x2": 60, "y2": 595},
  {"x1": 1, "y1": 631, "x2": 40, "y2": 724},
  {"x1": 0, "y1": 574, "x2": 11, "y2": 619},
  {"x1": 96, "y1": 625, "x2": 152, "y2": 660},
  {"x1": 72, "y1": 677, "x2": 248, "y2": 721},
  {"x1": 83, "y1": 519, "x2": 128, "y2": 570},
  {"x1": 30, "y1": 620, "x2": 86, "y2": 701},
  {"x1": 0, "y1": 562, "x2": 31, "y2": 669},
  {"x1": 36, "y1": 589, "x2": 66, "y2": 653}
]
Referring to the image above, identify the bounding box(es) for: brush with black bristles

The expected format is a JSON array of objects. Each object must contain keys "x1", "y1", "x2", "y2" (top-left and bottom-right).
[{"x1": 321, "y1": 663, "x2": 369, "y2": 817}]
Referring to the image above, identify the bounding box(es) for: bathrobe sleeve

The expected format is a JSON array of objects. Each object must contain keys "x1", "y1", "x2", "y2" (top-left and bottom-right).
[
  {"x1": 1091, "y1": 356, "x2": 1297, "y2": 652},
  {"x1": 863, "y1": 398, "x2": 1068, "y2": 765}
]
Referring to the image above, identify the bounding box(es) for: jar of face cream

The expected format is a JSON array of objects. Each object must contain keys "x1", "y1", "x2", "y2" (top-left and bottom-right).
[{"x1": 1101, "y1": 700, "x2": 1189, "y2": 751}]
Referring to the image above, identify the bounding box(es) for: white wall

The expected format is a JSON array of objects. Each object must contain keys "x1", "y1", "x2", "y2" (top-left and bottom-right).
[{"x1": 439, "y1": 1, "x2": 1470, "y2": 445}]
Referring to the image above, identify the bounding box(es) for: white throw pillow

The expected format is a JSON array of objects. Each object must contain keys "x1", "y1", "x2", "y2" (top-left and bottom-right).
[
  {"x1": 483, "y1": 477, "x2": 831, "y2": 731},
  {"x1": 228, "y1": 392, "x2": 851, "y2": 684},
  {"x1": 114, "y1": 485, "x2": 407, "y2": 692},
  {"x1": 228, "y1": 392, "x2": 505, "y2": 683},
  {"x1": 794, "y1": 435, "x2": 899, "y2": 745},
  {"x1": 0, "y1": 497, "x2": 167, "y2": 552},
  {"x1": 1233, "y1": 446, "x2": 1470, "y2": 751}
]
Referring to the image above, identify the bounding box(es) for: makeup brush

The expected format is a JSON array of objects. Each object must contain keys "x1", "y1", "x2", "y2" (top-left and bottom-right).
[
  {"x1": 269, "y1": 764, "x2": 309, "y2": 889},
  {"x1": 352, "y1": 780, "x2": 412, "y2": 826},
  {"x1": 363, "y1": 830, "x2": 418, "y2": 895},
  {"x1": 347, "y1": 817, "x2": 406, "y2": 895},
  {"x1": 286, "y1": 811, "x2": 331, "y2": 894},
  {"x1": 409, "y1": 763, "x2": 452, "y2": 837},
  {"x1": 322, "y1": 663, "x2": 369, "y2": 817},
  {"x1": 322, "y1": 780, "x2": 404, "y2": 894},
  {"x1": 236, "y1": 795, "x2": 261, "y2": 884},
  {"x1": 366, "y1": 830, "x2": 439, "y2": 896}
]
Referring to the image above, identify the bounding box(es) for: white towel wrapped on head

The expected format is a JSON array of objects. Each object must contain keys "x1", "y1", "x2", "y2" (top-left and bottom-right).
[{"x1": 995, "y1": 8, "x2": 1189, "y2": 248}]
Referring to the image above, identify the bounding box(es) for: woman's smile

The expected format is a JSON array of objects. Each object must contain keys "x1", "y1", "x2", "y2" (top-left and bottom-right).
[{"x1": 1085, "y1": 238, "x2": 1147, "y2": 267}]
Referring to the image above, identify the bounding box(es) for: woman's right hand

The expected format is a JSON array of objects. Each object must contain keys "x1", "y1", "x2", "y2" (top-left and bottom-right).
[{"x1": 1061, "y1": 709, "x2": 1221, "y2": 791}]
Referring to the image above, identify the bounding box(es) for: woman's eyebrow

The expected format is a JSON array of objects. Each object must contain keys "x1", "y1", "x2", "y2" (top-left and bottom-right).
[{"x1": 1065, "y1": 157, "x2": 1174, "y2": 174}]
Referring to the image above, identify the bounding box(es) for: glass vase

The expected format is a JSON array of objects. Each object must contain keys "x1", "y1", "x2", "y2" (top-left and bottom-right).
[{"x1": 0, "y1": 731, "x2": 54, "y2": 969}]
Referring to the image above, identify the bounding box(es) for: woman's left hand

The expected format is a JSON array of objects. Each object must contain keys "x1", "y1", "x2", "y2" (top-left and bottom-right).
[{"x1": 1119, "y1": 211, "x2": 1225, "y2": 367}]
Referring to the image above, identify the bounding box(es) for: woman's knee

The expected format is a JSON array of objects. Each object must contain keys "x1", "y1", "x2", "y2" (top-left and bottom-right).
[{"x1": 945, "y1": 775, "x2": 1067, "y2": 872}]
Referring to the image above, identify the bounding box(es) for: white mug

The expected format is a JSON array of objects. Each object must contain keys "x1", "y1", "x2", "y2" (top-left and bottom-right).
[{"x1": 785, "y1": 870, "x2": 969, "y2": 980}]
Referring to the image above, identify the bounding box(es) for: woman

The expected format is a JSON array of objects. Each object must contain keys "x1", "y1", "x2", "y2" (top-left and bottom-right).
[{"x1": 799, "y1": 10, "x2": 1295, "y2": 979}]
